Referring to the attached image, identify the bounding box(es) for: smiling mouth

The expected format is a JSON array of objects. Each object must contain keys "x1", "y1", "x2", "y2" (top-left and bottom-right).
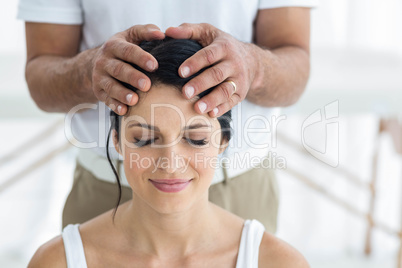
[{"x1": 149, "y1": 178, "x2": 193, "y2": 193}]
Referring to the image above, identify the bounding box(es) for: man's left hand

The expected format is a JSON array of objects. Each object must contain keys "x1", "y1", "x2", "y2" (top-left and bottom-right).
[{"x1": 165, "y1": 23, "x2": 259, "y2": 117}]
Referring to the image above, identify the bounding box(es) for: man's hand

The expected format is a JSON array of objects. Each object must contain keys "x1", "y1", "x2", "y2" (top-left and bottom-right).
[
  {"x1": 165, "y1": 7, "x2": 311, "y2": 115},
  {"x1": 165, "y1": 23, "x2": 259, "y2": 117},
  {"x1": 92, "y1": 24, "x2": 165, "y2": 115}
]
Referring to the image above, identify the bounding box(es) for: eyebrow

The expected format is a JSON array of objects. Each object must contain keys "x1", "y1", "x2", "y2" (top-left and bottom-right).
[{"x1": 127, "y1": 122, "x2": 212, "y2": 131}]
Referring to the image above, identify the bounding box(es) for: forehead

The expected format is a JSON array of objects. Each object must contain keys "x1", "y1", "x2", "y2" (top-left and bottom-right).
[{"x1": 124, "y1": 85, "x2": 217, "y2": 130}]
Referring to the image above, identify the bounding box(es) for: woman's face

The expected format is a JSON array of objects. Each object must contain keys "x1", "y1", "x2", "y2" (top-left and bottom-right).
[{"x1": 113, "y1": 85, "x2": 227, "y2": 214}]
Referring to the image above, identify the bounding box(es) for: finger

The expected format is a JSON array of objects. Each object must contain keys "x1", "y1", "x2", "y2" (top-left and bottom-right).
[
  {"x1": 98, "y1": 89, "x2": 127, "y2": 115},
  {"x1": 126, "y1": 24, "x2": 165, "y2": 43},
  {"x1": 193, "y1": 80, "x2": 239, "y2": 116},
  {"x1": 179, "y1": 43, "x2": 227, "y2": 78},
  {"x1": 102, "y1": 88, "x2": 140, "y2": 116},
  {"x1": 98, "y1": 77, "x2": 140, "y2": 107},
  {"x1": 165, "y1": 23, "x2": 200, "y2": 39},
  {"x1": 103, "y1": 58, "x2": 151, "y2": 92},
  {"x1": 208, "y1": 93, "x2": 242, "y2": 118},
  {"x1": 182, "y1": 62, "x2": 230, "y2": 99},
  {"x1": 106, "y1": 40, "x2": 158, "y2": 72},
  {"x1": 165, "y1": 23, "x2": 218, "y2": 45}
]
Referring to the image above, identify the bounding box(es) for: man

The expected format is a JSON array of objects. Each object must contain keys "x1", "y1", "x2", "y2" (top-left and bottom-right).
[{"x1": 18, "y1": 0, "x2": 316, "y2": 232}]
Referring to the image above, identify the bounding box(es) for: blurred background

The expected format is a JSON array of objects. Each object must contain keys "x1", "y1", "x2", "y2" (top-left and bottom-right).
[{"x1": 0, "y1": 0, "x2": 401, "y2": 267}]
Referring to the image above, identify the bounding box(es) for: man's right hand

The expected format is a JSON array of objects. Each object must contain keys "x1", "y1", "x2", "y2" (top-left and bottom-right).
[
  {"x1": 92, "y1": 24, "x2": 165, "y2": 115},
  {"x1": 25, "y1": 23, "x2": 164, "y2": 114}
]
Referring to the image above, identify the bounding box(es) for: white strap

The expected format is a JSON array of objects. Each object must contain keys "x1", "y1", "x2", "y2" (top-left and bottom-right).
[
  {"x1": 61, "y1": 221, "x2": 264, "y2": 267},
  {"x1": 62, "y1": 224, "x2": 88, "y2": 268},
  {"x1": 236, "y1": 219, "x2": 266, "y2": 268}
]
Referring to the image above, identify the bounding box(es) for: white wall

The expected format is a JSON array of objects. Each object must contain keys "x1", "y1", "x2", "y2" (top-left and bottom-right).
[
  {"x1": 0, "y1": 1, "x2": 401, "y2": 267},
  {"x1": 1, "y1": 0, "x2": 402, "y2": 116}
]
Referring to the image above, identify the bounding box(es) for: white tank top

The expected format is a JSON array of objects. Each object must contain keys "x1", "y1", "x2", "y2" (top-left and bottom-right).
[{"x1": 62, "y1": 219, "x2": 265, "y2": 268}]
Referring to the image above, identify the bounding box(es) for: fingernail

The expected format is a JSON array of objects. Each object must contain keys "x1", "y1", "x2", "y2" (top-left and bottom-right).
[
  {"x1": 198, "y1": 102, "x2": 207, "y2": 113},
  {"x1": 181, "y1": 66, "x2": 190, "y2": 78},
  {"x1": 146, "y1": 60, "x2": 155, "y2": 71},
  {"x1": 138, "y1": 78, "x2": 146, "y2": 90},
  {"x1": 117, "y1": 105, "x2": 122, "y2": 114},
  {"x1": 126, "y1": 94, "x2": 133, "y2": 104},
  {"x1": 213, "y1": 107, "x2": 219, "y2": 115},
  {"x1": 185, "y1": 86, "x2": 194, "y2": 98}
]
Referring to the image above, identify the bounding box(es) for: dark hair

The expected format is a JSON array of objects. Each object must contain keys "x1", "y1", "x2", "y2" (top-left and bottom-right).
[{"x1": 106, "y1": 38, "x2": 232, "y2": 217}]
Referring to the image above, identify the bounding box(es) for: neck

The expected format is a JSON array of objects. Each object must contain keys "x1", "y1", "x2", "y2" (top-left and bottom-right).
[{"x1": 117, "y1": 193, "x2": 217, "y2": 259}]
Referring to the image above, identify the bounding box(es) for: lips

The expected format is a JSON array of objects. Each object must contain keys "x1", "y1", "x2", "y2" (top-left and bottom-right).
[{"x1": 149, "y1": 178, "x2": 192, "y2": 193}]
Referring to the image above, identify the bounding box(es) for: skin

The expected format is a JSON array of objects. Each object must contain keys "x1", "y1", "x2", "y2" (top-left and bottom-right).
[
  {"x1": 28, "y1": 85, "x2": 310, "y2": 267},
  {"x1": 24, "y1": 7, "x2": 310, "y2": 116}
]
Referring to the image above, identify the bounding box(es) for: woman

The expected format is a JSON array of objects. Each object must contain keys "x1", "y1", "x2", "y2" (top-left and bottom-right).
[{"x1": 28, "y1": 39, "x2": 309, "y2": 267}]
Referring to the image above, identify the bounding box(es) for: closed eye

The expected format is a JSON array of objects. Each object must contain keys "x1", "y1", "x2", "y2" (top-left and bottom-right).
[
  {"x1": 133, "y1": 138, "x2": 208, "y2": 147},
  {"x1": 185, "y1": 138, "x2": 208, "y2": 146},
  {"x1": 133, "y1": 138, "x2": 155, "y2": 147}
]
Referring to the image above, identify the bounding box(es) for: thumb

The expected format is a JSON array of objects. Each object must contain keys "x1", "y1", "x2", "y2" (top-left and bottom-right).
[
  {"x1": 126, "y1": 24, "x2": 165, "y2": 43},
  {"x1": 165, "y1": 23, "x2": 217, "y2": 46}
]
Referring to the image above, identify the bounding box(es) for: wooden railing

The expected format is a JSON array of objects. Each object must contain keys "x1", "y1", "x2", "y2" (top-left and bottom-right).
[
  {"x1": 0, "y1": 119, "x2": 72, "y2": 193},
  {"x1": 278, "y1": 116, "x2": 402, "y2": 268}
]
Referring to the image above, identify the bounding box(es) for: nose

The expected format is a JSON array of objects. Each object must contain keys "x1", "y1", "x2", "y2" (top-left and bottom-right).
[{"x1": 155, "y1": 144, "x2": 186, "y2": 174}]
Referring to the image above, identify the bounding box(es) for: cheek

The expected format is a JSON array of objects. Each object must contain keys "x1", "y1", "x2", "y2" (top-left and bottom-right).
[
  {"x1": 187, "y1": 147, "x2": 220, "y2": 181},
  {"x1": 122, "y1": 147, "x2": 154, "y2": 179}
]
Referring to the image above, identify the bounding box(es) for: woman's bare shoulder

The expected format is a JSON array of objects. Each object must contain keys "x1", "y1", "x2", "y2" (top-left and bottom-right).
[
  {"x1": 258, "y1": 231, "x2": 310, "y2": 268},
  {"x1": 28, "y1": 235, "x2": 67, "y2": 268}
]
